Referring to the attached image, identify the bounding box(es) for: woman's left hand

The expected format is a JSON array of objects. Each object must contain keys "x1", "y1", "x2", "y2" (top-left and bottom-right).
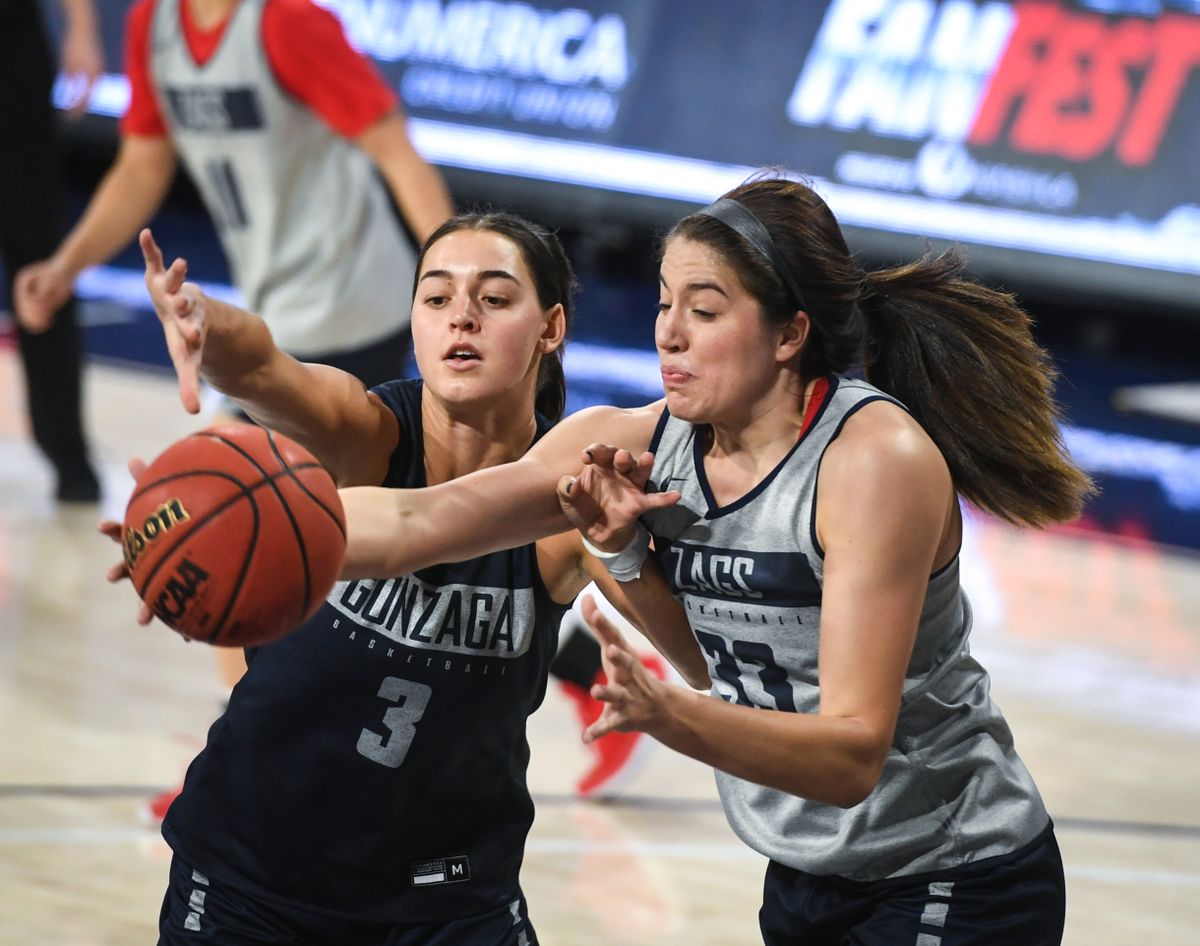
[
  {"x1": 557, "y1": 444, "x2": 678, "y2": 553},
  {"x1": 579, "y1": 595, "x2": 670, "y2": 743}
]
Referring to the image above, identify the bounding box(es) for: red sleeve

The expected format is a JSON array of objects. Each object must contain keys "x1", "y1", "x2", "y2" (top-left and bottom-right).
[
  {"x1": 118, "y1": 0, "x2": 168, "y2": 137},
  {"x1": 262, "y1": 0, "x2": 399, "y2": 138}
]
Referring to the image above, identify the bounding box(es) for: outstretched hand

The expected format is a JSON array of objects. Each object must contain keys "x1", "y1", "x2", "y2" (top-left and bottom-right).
[
  {"x1": 140, "y1": 228, "x2": 206, "y2": 414},
  {"x1": 97, "y1": 457, "x2": 154, "y2": 626},
  {"x1": 579, "y1": 595, "x2": 670, "y2": 744},
  {"x1": 557, "y1": 444, "x2": 679, "y2": 552}
]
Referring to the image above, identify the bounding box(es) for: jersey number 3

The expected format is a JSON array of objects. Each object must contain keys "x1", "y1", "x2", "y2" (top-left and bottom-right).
[{"x1": 357, "y1": 677, "x2": 432, "y2": 768}]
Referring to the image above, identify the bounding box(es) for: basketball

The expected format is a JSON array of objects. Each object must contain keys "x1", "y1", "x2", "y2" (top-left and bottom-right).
[{"x1": 122, "y1": 425, "x2": 346, "y2": 647}]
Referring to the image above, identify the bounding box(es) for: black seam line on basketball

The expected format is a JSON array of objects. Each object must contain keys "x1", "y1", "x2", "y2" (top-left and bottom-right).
[
  {"x1": 267, "y1": 432, "x2": 347, "y2": 542},
  {"x1": 131, "y1": 469, "x2": 261, "y2": 602},
  {"x1": 131, "y1": 461, "x2": 324, "y2": 502},
  {"x1": 205, "y1": 485, "x2": 261, "y2": 645},
  {"x1": 129, "y1": 467, "x2": 315, "y2": 598},
  {"x1": 128, "y1": 462, "x2": 321, "y2": 511},
  {"x1": 132, "y1": 470, "x2": 262, "y2": 644},
  {"x1": 202, "y1": 430, "x2": 313, "y2": 624},
  {"x1": 131, "y1": 467, "x2": 315, "y2": 641}
]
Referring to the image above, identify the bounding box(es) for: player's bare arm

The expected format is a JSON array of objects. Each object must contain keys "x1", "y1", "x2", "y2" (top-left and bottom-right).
[
  {"x1": 139, "y1": 229, "x2": 399, "y2": 487},
  {"x1": 340, "y1": 402, "x2": 670, "y2": 579},
  {"x1": 358, "y1": 109, "x2": 455, "y2": 243},
  {"x1": 15, "y1": 135, "x2": 175, "y2": 332},
  {"x1": 556, "y1": 444, "x2": 707, "y2": 687}
]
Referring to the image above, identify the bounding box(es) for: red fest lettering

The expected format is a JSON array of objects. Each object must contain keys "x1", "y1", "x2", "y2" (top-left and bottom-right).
[{"x1": 969, "y1": 1, "x2": 1200, "y2": 165}]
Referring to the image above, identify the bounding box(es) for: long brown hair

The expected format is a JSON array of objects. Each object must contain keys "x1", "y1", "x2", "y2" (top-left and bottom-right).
[
  {"x1": 668, "y1": 174, "x2": 1094, "y2": 526},
  {"x1": 414, "y1": 212, "x2": 576, "y2": 421}
]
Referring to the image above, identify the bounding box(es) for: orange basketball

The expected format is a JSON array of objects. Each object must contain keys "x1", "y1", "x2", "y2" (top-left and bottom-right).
[{"x1": 123, "y1": 425, "x2": 346, "y2": 647}]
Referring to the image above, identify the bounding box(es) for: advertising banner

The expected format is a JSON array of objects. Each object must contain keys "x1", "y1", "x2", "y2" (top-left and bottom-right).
[{"x1": 53, "y1": 0, "x2": 1200, "y2": 304}]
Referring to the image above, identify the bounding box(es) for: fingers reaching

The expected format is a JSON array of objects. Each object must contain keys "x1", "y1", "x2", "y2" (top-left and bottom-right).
[
  {"x1": 581, "y1": 594, "x2": 625, "y2": 648},
  {"x1": 97, "y1": 518, "x2": 155, "y2": 625},
  {"x1": 165, "y1": 257, "x2": 189, "y2": 296},
  {"x1": 140, "y1": 228, "x2": 165, "y2": 275}
]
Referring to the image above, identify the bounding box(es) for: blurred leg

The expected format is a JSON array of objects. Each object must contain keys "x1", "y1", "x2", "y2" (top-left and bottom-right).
[{"x1": 0, "y1": 9, "x2": 97, "y2": 501}]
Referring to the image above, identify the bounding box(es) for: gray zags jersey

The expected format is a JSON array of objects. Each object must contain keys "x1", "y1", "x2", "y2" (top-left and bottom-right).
[
  {"x1": 642, "y1": 375, "x2": 1049, "y2": 881},
  {"x1": 150, "y1": 0, "x2": 415, "y2": 355}
]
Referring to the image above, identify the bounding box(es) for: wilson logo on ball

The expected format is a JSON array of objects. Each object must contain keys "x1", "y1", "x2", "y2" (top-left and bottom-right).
[{"x1": 124, "y1": 498, "x2": 191, "y2": 571}]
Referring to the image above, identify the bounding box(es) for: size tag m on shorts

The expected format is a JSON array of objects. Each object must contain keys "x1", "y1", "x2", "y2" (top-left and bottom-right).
[{"x1": 411, "y1": 855, "x2": 471, "y2": 886}]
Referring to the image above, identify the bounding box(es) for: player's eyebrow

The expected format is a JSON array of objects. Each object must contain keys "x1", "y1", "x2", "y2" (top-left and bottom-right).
[
  {"x1": 419, "y1": 269, "x2": 520, "y2": 285},
  {"x1": 659, "y1": 272, "x2": 729, "y2": 297}
]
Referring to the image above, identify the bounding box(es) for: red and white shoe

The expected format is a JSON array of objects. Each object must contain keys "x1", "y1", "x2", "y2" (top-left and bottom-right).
[
  {"x1": 141, "y1": 784, "x2": 181, "y2": 826},
  {"x1": 563, "y1": 652, "x2": 670, "y2": 799}
]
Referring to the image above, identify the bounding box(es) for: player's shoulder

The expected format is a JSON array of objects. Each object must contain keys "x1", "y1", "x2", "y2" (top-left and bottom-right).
[
  {"x1": 563, "y1": 399, "x2": 666, "y2": 445},
  {"x1": 824, "y1": 399, "x2": 946, "y2": 490},
  {"x1": 264, "y1": 0, "x2": 346, "y2": 30}
]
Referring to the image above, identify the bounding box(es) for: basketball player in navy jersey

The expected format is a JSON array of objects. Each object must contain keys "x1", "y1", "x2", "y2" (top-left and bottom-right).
[
  {"x1": 110, "y1": 213, "x2": 681, "y2": 944},
  {"x1": 333, "y1": 176, "x2": 1093, "y2": 944},
  {"x1": 35, "y1": 0, "x2": 636, "y2": 808}
]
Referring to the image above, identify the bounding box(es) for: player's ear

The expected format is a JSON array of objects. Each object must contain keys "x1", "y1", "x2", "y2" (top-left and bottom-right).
[
  {"x1": 539, "y1": 303, "x2": 566, "y2": 354},
  {"x1": 776, "y1": 308, "x2": 809, "y2": 364}
]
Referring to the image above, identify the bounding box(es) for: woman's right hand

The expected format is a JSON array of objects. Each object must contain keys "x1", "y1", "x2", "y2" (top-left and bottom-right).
[
  {"x1": 140, "y1": 228, "x2": 207, "y2": 414},
  {"x1": 557, "y1": 444, "x2": 679, "y2": 552},
  {"x1": 98, "y1": 457, "x2": 154, "y2": 626}
]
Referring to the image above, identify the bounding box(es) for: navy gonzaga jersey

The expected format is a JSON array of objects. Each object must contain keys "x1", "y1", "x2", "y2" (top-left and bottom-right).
[{"x1": 163, "y1": 380, "x2": 566, "y2": 921}]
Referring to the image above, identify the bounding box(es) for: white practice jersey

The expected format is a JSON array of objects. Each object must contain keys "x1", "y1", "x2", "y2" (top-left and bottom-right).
[
  {"x1": 150, "y1": 0, "x2": 415, "y2": 356},
  {"x1": 642, "y1": 375, "x2": 1049, "y2": 881}
]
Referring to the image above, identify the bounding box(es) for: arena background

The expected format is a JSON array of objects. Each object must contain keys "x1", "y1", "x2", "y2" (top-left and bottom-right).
[
  {"x1": 39, "y1": 0, "x2": 1200, "y2": 549},
  {"x1": 1, "y1": 1, "x2": 1198, "y2": 943}
]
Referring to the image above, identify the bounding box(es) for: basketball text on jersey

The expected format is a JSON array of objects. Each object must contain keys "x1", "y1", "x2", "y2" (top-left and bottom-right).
[{"x1": 328, "y1": 577, "x2": 536, "y2": 657}]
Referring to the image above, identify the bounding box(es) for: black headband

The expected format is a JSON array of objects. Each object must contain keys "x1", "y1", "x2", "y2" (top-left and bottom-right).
[{"x1": 695, "y1": 197, "x2": 808, "y2": 312}]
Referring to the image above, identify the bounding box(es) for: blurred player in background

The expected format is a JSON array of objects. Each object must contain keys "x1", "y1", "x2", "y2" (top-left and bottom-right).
[
  {"x1": 15, "y1": 0, "x2": 455, "y2": 822},
  {"x1": 1, "y1": 0, "x2": 103, "y2": 503}
]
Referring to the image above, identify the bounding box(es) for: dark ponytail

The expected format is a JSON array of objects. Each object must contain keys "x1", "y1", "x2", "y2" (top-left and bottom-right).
[
  {"x1": 859, "y1": 250, "x2": 1093, "y2": 526},
  {"x1": 670, "y1": 172, "x2": 1094, "y2": 526},
  {"x1": 415, "y1": 211, "x2": 576, "y2": 422}
]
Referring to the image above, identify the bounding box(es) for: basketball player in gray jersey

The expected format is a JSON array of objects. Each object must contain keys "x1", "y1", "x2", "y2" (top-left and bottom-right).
[
  {"x1": 17, "y1": 0, "x2": 453, "y2": 375},
  {"x1": 334, "y1": 175, "x2": 1093, "y2": 944}
]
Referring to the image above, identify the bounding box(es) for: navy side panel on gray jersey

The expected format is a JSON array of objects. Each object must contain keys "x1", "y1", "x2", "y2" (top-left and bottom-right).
[
  {"x1": 163, "y1": 380, "x2": 566, "y2": 922},
  {"x1": 641, "y1": 375, "x2": 1049, "y2": 882}
]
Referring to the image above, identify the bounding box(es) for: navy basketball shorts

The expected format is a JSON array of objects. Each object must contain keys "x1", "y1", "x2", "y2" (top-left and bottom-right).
[
  {"x1": 157, "y1": 853, "x2": 539, "y2": 946},
  {"x1": 759, "y1": 824, "x2": 1065, "y2": 946}
]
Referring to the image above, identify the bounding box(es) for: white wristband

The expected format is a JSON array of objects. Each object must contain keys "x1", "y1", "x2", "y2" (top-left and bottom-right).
[{"x1": 581, "y1": 522, "x2": 650, "y2": 582}]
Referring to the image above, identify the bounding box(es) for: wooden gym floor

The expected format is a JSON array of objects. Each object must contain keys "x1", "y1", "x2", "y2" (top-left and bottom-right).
[{"x1": 1, "y1": 346, "x2": 1197, "y2": 945}]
